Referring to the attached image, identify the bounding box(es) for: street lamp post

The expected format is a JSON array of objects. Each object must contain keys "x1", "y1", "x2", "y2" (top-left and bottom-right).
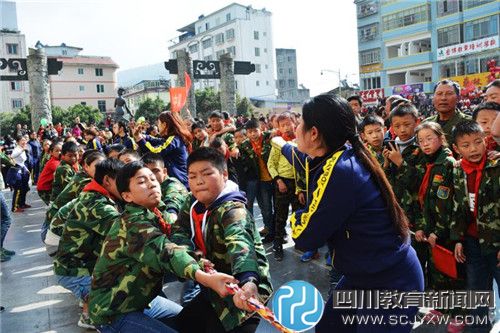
[{"x1": 321, "y1": 68, "x2": 342, "y2": 96}]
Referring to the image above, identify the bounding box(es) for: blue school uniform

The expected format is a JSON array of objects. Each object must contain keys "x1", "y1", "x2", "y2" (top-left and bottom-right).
[{"x1": 281, "y1": 144, "x2": 424, "y2": 333}]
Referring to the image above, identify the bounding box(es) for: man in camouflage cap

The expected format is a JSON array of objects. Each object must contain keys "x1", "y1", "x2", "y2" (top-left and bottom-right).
[{"x1": 89, "y1": 161, "x2": 236, "y2": 332}]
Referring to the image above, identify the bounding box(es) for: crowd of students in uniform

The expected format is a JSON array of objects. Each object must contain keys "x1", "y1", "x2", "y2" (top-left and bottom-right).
[{"x1": 0, "y1": 78, "x2": 498, "y2": 332}]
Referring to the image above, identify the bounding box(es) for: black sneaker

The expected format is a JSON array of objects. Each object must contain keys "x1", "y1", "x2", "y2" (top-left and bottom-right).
[
  {"x1": 274, "y1": 246, "x2": 284, "y2": 261},
  {"x1": 259, "y1": 227, "x2": 269, "y2": 237}
]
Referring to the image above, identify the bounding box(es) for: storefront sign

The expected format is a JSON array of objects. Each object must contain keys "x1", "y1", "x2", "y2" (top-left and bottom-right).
[
  {"x1": 392, "y1": 83, "x2": 424, "y2": 96},
  {"x1": 359, "y1": 88, "x2": 384, "y2": 104},
  {"x1": 437, "y1": 36, "x2": 498, "y2": 60}
]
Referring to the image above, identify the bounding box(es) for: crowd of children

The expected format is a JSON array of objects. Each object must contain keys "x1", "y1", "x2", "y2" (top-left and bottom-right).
[{"x1": 0, "y1": 78, "x2": 499, "y2": 332}]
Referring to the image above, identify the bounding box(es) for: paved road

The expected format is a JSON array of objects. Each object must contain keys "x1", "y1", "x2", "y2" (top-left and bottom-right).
[{"x1": 1, "y1": 188, "x2": 498, "y2": 332}]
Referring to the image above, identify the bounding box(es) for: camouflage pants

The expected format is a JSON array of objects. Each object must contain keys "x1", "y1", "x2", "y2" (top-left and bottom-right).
[{"x1": 273, "y1": 178, "x2": 301, "y2": 245}]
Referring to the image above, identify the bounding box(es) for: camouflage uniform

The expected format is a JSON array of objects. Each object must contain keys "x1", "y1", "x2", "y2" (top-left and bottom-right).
[
  {"x1": 171, "y1": 194, "x2": 273, "y2": 331},
  {"x1": 89, "y1": 203, "x2": 201, "y2": 325},
  {"x1": 450, "y1": 159, "x2": 500, "y2": 255},
  {"x1": 424, "y1": 110, "x2": 471, "y2": 146},
  {"x1": 53, "y1": 181, "x2": 120, "y2": 277},
  {"x1": 217, "y1": 132, "x2": 236, "y2": 151},
  {"x1": 160, "y1": 176, "x2": 188, "y2": 224},
  {"x1": 237, "y1": 132, "x2": 273, "y2": 180},
  {"x1": 47, "y1": 171, "x2": 91, "y2": 223},
  {"x1": 192, "y1": 137, "x2": 209, "y2": 151},
  {"x1": 50, "y1": 161, "x2": 80, "y2": 202},
  {"x1": 367, "y1": 144, "x2": 384, "y2": 167},
  {"x1": 39, "y1": 153, "x2": 50, "y2": 172},
  {"x1": 415, "y1": 147, "x2": 464, "y2": 292},
  {"x1": 384, "y1": 138, "x2": 425, "y2": 226}
]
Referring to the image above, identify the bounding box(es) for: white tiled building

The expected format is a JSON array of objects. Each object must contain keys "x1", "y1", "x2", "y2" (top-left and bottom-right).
[{"x1": 168, "y1": 3, "x2": 276, "y2": 100}]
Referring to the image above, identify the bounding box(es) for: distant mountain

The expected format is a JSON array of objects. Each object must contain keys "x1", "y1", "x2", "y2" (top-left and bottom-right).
[{"x1": 117, "y1": 63, "x2": 171, "y2": 88}]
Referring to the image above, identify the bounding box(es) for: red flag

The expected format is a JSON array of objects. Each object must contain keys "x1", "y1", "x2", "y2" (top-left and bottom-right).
[{"x1": 169, "y1": 72, "x2": 191, "y2": 113}]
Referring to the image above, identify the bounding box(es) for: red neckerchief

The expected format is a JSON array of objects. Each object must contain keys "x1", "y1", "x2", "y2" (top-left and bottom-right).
[
  {"x1": 418, "y1": 163, "x2": 435, "y2": 209},
  {"x1": 83, "y1": 179, "x2": 112, "y2": 197},
  {"x1": 250, "y1": 135, "x2": 263, "y2": 156},
  {"x1": 152, "y1": 207, "x2": 171, "y2": 236},
  {"x1": 461, "y1": 154, "x2": 486, "y2": 219},
  {"x1": 280, "y1": 131, "x2": 295, "y2": 141},
  {"x1": 191, "y1": 207, "x2": 209, "y2": 256},
  {"x1": 224, "y1": 149, "x2": 230, "y2": 161},
  {"x1": 486, "y1": 136, "x2": 497, "y2": 151}
]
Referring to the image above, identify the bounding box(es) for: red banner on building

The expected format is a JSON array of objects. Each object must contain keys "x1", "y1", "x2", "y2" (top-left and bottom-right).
[{"x1": 359, "y1": 88, "x2": 384, "y2": 105}]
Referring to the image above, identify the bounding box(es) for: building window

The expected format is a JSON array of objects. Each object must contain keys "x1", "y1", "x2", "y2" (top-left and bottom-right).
[
  {"x1": 216, "y1": 50, "x2": 225, "y2": 59},
  {"x1": 359, "y1": 48, "x2": 381, "y2": 65},
  {"x1": 437, "y1": 0, "x2": 460, "y2": 17},
  {"x1": 202, "y1": 38, "x2": 212, "y2": 49},
  {"x1": 235, "y1": 81, "x2": 238, "y2": 89},
  {"x1": 382, "y1": 4, "x2": 430, "y2": 31},
  {"x1": 361, "y1": 77, "x2": 381, "y2": 89},
  {"x1": 440, "y1": 61, "x2": 457, "y2": 77},
  {"x1": 6, "y1": 43, "x2": 18, "y2": 55},
  {"x1": 188, "y1": 43, "x2": 199, "y2": 53},
  {"x1": 357, "y1": 0, "x2": 378, "y2": 18},
  {"x1": 81, "y1": 102, "x2": 87, "y2": 106},
  {"x1": 95, "y1": 68, "x2": 103, "y2": 76},
  {"x1": 79, "y1": 85, "x2": 85, "y2": 92},
  {"x1": 465, "y1": 58, "x2": 478, "y2": 74},
  {"x1": 437, "y1": 24, "x2": 462, "y2": 47},
  {"x1": 288, "y1": 68, "x2": 293, "y2": 74},
  {"x1": 62, "y1": 49, "x2": 68, "y2": 55},
  {"x1": 10, "y1": 81, "x2": 21, "y2": 91},
  {"x1": 226, "y1": 13, "x2": 231, "y2": 21},
  {"x1": 479, "y1": 54, "x2": 499, "y2": 72},
  {"x1": 358, "y1": 23, "x2": 378, "y2": 42},
  {"x1": 12, "y1": 99, "x2": 23, "y2": 109},
  {"x1": 203, "y1": 55, "x2": 213, "y2": 61},
  {"x1": 464, "y1": 15, "x2": 499, "y2": 42},
  {"x1": 254, "y1": 31, "x2": 259, "y2": 40},
  {"x1": 265, "y1": 64, "x2": 268, "y2": 69},
  {"x1": 254, "y1": 64, "x2": 261, "y2": 73},
  {"x1": 97, "y1": 84, "x2": 104, "y2": 93},
  {"x1": 226, "y1": 46, "x2": 236, "y2": 57},
  {"x1": 255, "y1": 47, "x2": 260, "y2": 56},
  {"x1": 98, "y1": 100, "x2": 106, "y2": 112},
  {"x1": 77, "y1": 68, "x2": 84, "y2": 75},
  {"x1": 216, "y1": 17, "x2": 220, "y2": 26},
  {"x1": 205, "y1": 22, "x2": 210, "y2": 30},
  {"x1": 288, "y1": 79, "x2": 296, "y2": 87},
  {"x1": 279, "y1": 80, "x2": 285, "y2": 88},
  {"x1": 215, "y1": 33, "x2": 224, "y2": 45},
  {"x1": 279, "y1": 68, "x2": 284, "y2": 74},
  {"x1": 463, "y1": 0, "x2": 495, "y2": 10},
  {"x1": 264, "y1": 48, "x2": 267, "y2": 53},
  {"x1": 266, "y1": 81, "x2": 269, "y2": 86},
  {"x1": 226, "y1": 28, "x2": 235, "y2": 41},
  {"x1": 256, "y1": 80, "x2": 260, "y2": 87}
]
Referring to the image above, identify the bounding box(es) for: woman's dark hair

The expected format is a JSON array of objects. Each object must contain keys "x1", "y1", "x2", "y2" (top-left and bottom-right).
[
  {"x1": 302, "y1": 93, "x2": 409, "y2": 239},
  {"x1": 116, "y1": 160, "x2": 144, "y2": 194},
  {"x1": 158, "y1": 111, "x2": 193, "y2": 150}
]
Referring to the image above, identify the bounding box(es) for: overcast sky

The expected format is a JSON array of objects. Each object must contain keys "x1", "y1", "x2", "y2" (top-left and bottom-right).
[{"x1": 12, "y1": 0, "x2": 359, "y2": 96}]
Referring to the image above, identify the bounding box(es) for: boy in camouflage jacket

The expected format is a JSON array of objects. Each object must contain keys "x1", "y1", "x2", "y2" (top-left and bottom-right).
[
  {"x1": 50, "y1": 141, "x2": 81, "y2": 202},
  {"x1": 451, "y1": 121, "x2": 499, "y2": 330},
  {"x1": 89, "y1": 161, "x2": 236, "y2": 332},
  {"x1": 142, "y1": 153, "x2": 188, "y2": 224},
  {"x1": 53, "y1": 159, "x2": 123, "y2": 329},
  {"x1": 170, "y1": 147, "x2": 272, "y2": 333}
]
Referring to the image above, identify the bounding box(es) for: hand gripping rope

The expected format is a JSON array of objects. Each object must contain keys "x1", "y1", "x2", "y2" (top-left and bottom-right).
[{"x1": 203, "y1": 264, "x2": 295, "y2": 333}]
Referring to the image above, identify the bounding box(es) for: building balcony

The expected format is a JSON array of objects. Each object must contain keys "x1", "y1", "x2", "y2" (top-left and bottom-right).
[{"x1": 384, "y1": 51, "x2": 432, "y2": 71}]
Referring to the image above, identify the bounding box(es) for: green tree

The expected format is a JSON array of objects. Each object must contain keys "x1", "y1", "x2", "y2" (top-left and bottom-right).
[
  {"x1": 236, "y1": 96, "x2": 254, "y2": 118},
  {"x1": 135, "y1": 97, "x2": 165, "y2": 122},
  {"x1": 195, "y1": 87, "x2": 221, "y2": 120},
  {"x1": 52, "y1": 104, "x2": 103, "y2": 127},
  {"x1": 0, "y1": 106, "x2": 32, "y2": 136}
]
